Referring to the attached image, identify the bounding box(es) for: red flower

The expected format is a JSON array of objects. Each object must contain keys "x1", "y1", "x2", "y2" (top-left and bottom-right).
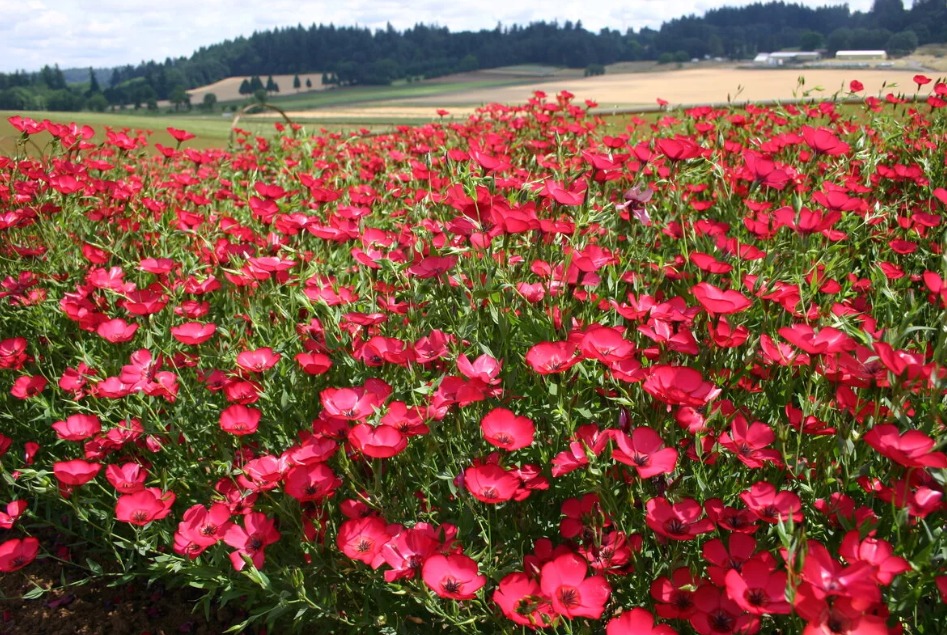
[
  {"x1": 457, "y1": 353, "x2": 502, "y2": 384},
  {"x1": 849, "y1": 80, "x2": 864, "y2": 92},
  {"x1": 724, "y1": 558, "x2": 790, "y2": 615},
  {"x1": 96, "y1": 318, "x2": 139, "y2": 343},
  {"x1": 708, "y1": 317, "x2": 749, "y2": 348},
  {"x1": 115, "y1": 487, "x2": 175, "y2": 526},
  {"x1": 645, "y1": 497, "x2": 714, "y2": 541},
  {"x1": 691, "y1": 282, "x2": 752, "y2": 315},
  {"x1": 540, "y1": 552, "x2": 611, "y2": 619},
  {"x1": 0, "y1": 537, "x2": 40, "y2": 572},
  {"x1": 105, "y1": 462, "x2": 148, "y2": 494},
  {"x1": 321, "y1": 380, "x2": 390, "y2": 420},
  {"x1": 167, "y1": 127, "x2": 195, "y2": 142},
  {"x1": 703, "y1": 533, "x2": 762, "y2": 586},
  {"x1": 560, "y1": 492, "x2": 609, "y2": 540},
  {"x1": 801, "y1": 126, "x2": 850, "y2": 156},
  {"x1": 778, "y1": 323, "x2": 854, "y2": 355},
  {"x1": 0, "y1": 500, "x2": 28, "y2": 530},
  {"x1": 551, "y1": 424, "x2": 611, "y2": 477},
  {"x1": 862, "y1": 424, "x2": 947, "y2": 469},
  {"x1": 651, "y1": 567, "x2": 701, "y2": 619},
  {"x1": 174, "y1": 503, "x2": 233, "y2": 559},
  {"x1": 53, "y1": 459, "x2": 101, "y2": 488},
  {"x1": 936, "y1": 576, "x2": 947, "y2": 603},
  {"x1": 541, "y1": 179, "x2": 587, "y2": 206},
  {"x1": 10, "y1": 374, "x2": 46, "y2": 399},
  {"x1": 718, "y1": 415, "x2": 782, "y2": 469},
  {"x1": 236, "y1": 347, "x2": 281, "y2": 373},
  {"x1": 525, "y1": 340, "x2": 581, "y2": 374},
  {"x1": 914, "y1": 74, "x2": 932, "y2": 88},
  {"x1": 704, "y1": 499, "x2": 760, "y2": 534},
  {"x1": 52, "y1": 413, "x2": 102, "y2": 441},
  {"x1": 579, "y1": 530, "x2": 640, "y2": 575},
  {"x1": 337, "y1": 515, "x2": 395, "y2": 566},
  {"x1": 690, "y1": 586, "x2": 760, "y2": 635},
  {"x1": 348, "y1": 423, "x2": 407, "y2": 459},
  {"x1": 377, "y1": 523, "x2": 443, "y2": 582},
  {"x1": 797, "y1": 596, "x2": 888, "y2": 635},
  {"x1": 580, "y1": 325, "x2": 636, "y2": 363},
  {"x1": 481, "y1": 408, "x2": 535, "y2": 451},
  {"x1": 838, "y1": 531, "x2": 910, "y2": 586},
  {"x1": 170, "y1": 322, "x2": 216, "y2": 345},
  {"x1": 223, "y1": 511, "x2": 281, "y2": 571},
  {"x1": 283, "y1": 463, "x2": 342, "y2": 502},
  {"x1": 463, "y1": 463, "x2": 520, "y2": 504},
  {"x1": 741, "y1": 150, "x2": 792, "y2": 190},
  {"x1": 657, "y1": 137, "x2": 701, "y2": 161},
  {"x1": 643, "y1": 365, "x2": 720, "y2": 407},
  {"x1": 294, "y1": 352, "x2": 332, "y2": 375},
  {"x1": 407, "y1": 255, "x2": 457, "y2": 278},
  {"x1": 607, "y1": 608, "x2": 678, "y2": 635},
  {"x1": 740, "y1": 482, "x2": 803, "y2": 524},
  {"x1": 493, "y1": 572, "x2": 555, "y2": 629},
  {"x1": 422, "y1": 554, "x2": 486, "y2": 600},
  {"x1": 612, "y1": 427, "x2": 678, "y2": 478},
  {"x1": 798, "y1": 541, "x2": 881, "y2": 608},
  {"x1": 219, "y1": 404, "x2": 261, "y2": 435},
  {"x1": 0, "y1": 337, "x2": 30, "y2": 370}
]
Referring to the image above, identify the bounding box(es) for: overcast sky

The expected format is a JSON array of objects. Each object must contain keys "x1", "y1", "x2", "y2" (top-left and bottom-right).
[{"x1": 2, "y1": 0, "x2": 883, "y2": 73}]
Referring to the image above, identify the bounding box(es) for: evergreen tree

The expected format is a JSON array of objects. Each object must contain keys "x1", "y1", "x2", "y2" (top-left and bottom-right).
[
  {"x1": 87, "y1": 67, "x2": 101, "y2": 95},
  {"x1": 293, "y1": 74, "x2": 301, "y2": 91},
  {"x1": 239, "y1": 78, "x2": 252, "y2": 95}
]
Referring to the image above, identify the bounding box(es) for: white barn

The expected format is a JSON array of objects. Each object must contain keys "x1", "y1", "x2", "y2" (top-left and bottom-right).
[{"x1": 835, "y1": 50, "x2": 888, "y2": 61}]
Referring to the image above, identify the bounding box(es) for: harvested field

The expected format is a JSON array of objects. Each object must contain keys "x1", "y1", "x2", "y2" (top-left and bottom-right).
[
  {"x1": 383, "y1": 67, "x2": 938, "y2": 108},
  {"x1": 256, "y1": 66, "x2": 940, "y2": 123}
]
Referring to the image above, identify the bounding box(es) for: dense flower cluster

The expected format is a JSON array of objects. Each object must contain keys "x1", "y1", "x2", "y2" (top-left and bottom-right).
[{"x1": 1, "y1": 78, "x2": 947, "y2": 632}]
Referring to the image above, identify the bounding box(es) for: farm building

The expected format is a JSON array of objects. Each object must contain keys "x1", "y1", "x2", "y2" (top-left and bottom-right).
[
  {"x1": 835, "y1": 50, "x2": 887, "y2": 61},
  {"x1": 753, "y1": 51, "x2": 821, "y2": 66}
]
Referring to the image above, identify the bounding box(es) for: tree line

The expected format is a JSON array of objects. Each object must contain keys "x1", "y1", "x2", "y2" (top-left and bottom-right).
[{"x1": 1, "y1": 0, "x2": 943, "y2": 113}]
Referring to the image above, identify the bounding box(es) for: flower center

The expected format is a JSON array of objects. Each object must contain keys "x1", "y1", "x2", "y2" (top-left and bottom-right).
[
  {"x1": 442, "y1": 577, "x2": 462, "y2": 595},
  {"x1": 556, "y1": 586, "x2": 581, "y2": 608},
  {"x1": 709, "y1": 609, "x2": 735, "y2": 632}
]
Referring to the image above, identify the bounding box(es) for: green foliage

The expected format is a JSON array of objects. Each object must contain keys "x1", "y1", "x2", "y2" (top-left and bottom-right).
[
  {"x1": 886, "y1": 30, "x2": 919, "y2": 57},
  {"x1": 799, "y1": 30, "x2": 825, "y2": 51},
  {"x1": 86, "y1": 93, "x2": 108, "y2": 112},
  {"x1": 45, "y1": 89, "x2": 85, "y2": 111},
  {"x1": 201, "y1": 92, "x2": 217, "y2": 111},
  {"x1": 584, "y1": 63, "x2": 605, "y2": 77}
]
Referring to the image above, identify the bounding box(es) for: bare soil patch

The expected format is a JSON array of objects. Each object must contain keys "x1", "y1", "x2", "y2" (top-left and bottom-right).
[{"x1": 0, "y1": 533, "x2": 254, "y2": 635}]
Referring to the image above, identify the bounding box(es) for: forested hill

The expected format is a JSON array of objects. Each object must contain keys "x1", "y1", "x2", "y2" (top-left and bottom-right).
[{"x1": 1, "y1": 0, "x2": 945, "y2": 111}]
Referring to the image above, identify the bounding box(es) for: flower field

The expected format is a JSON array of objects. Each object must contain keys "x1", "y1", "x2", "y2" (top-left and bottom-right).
[{"x1": 2, "y1": 79, "x2": 947, "y2": 634}]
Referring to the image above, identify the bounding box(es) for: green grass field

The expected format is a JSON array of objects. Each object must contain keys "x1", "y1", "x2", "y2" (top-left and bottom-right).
[
  {"x1": 0, "y1": 74, "x2": 544, "y2": 155},
  {"x1": 234, "y1": 77, "x2": 529, "y2": 110},
  {"x1": 0, "y1": 110, "x2": 268, "y2": 155}
]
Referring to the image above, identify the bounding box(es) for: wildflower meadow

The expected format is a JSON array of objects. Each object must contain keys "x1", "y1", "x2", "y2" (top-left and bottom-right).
[{"x1": 2, "y1": 78, "x2": 947, "y2": 633}]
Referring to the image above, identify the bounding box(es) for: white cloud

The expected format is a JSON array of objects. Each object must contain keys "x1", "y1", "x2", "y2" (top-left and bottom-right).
[{"x1": 0, "y1": 0, "x2": 881, "y2": 73}]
